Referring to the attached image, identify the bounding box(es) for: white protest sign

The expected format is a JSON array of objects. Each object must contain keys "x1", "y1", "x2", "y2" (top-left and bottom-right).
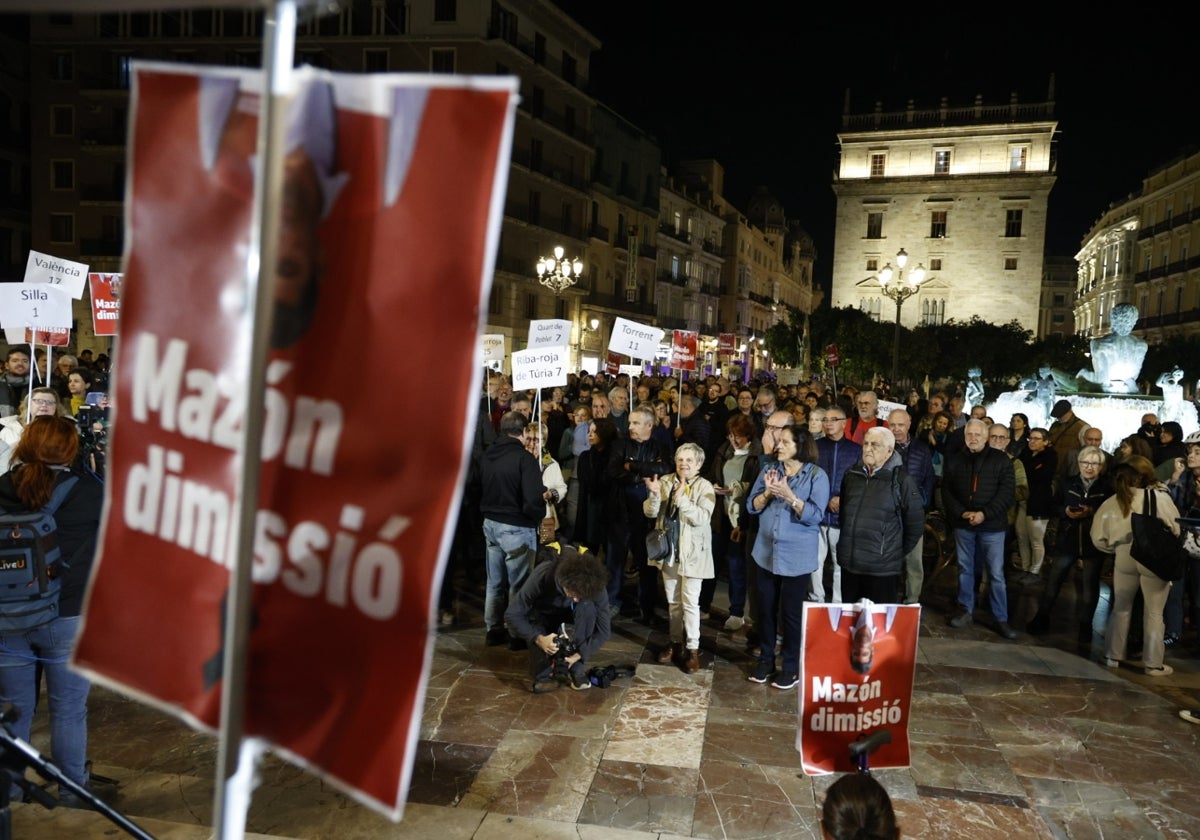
[
  {"x1": 0, "y1": 282, "x2": 74, "y2": 329},
  {"x1": 608, "y1": 317, "x2": 664, "y2": 361},
  {"x1": 527, "y1": 318, "x2": 571, "y2": 349},
  {"x1": 511, "y1": 345, "x2": 568, "y2": 391},
  {"x1": 24, "y1": 249, "x2": 89, "y2": 299},
  {"x1": 877, "y1": 399, "x2": 906, "y2": 420},
  {"x1": 481, "y1": 333, "x2": 506, "y2": 362},
  {"x1": 618, "y1": 364, "x2": 643, "y2": 377}
]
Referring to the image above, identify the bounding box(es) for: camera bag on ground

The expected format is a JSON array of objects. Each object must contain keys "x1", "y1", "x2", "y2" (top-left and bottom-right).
[
  {"x1": 586, "y1": 663, "x2": 637, "y2": 688},
  {"x1": 0, "y1": 475, "x2": 79, "y2": 632}
]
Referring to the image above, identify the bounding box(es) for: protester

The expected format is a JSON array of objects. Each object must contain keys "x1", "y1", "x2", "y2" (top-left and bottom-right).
[
  {"x1": 0, "y1": 416, "x2": 104, "y2": 807},
  {"x1": 746, "y1": 426, "x2": 829, "y2": 689},
  {"x1": 644, "y1": 442, "x2": 717, "y2": 673}
]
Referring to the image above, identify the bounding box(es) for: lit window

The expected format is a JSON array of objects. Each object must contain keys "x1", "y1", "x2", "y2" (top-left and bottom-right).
[
  {"x1": 930, "y1": 210, "x2": 947, "y2": 238},
  {"x1": 934, "y1": 150, "x2": 951, "y2": 174},
  {"x1": 1009, "y1": 146, "x2": 1028, "y2": 172}
]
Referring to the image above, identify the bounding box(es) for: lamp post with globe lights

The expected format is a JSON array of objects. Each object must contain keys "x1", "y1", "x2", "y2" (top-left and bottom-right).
[
  {"x1": 535, "y1": 245, "x2": 583, "y2": 294},
  {"x1": 875, "y1": 248, "x2": 927, "y2": 386}
]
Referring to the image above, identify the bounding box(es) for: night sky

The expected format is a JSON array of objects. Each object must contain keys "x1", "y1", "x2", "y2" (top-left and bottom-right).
[{"x1": 556, "y1": 3, "x2": 1196, "y2": 292}]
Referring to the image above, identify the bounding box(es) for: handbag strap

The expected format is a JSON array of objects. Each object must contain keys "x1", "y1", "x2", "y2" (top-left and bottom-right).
[{"x1": 1144, "y1": 487, "x2": 1157, "y2": 518}]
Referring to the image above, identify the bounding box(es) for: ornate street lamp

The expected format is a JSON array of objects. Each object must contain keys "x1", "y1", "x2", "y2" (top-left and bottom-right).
[
  {"x1": 875, "y1": 248, "x2": 927, "y2": 386},
  {"x1": 535, "y1": 245, "x2": 584, "y2": 294}
]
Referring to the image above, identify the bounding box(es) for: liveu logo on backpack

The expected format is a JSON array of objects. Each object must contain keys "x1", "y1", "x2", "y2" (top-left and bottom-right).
[{"x1": 0, "y1": 475, "x2": 78, "y2": 632}]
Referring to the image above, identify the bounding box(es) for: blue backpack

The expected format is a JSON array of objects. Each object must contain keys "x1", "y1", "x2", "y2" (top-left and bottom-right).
[{"x1": 0, "y1": 475, "x2": 79, "y2": 632}]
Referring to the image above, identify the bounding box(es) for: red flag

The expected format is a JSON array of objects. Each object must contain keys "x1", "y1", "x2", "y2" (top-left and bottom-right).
[
  {"x1": 797, "y1": 602, "x2": 919, "y2": 774},
  {"x1": 73, "y1": 65, "x2": 516, "y2": 818},
  {"x1": 88, "y1": 272, "x2": 122, "y2": 337},
  {"x1": 669, "y1": 329, "x2": 698, "y2": 371},
  {"x1": 604, "y1": 350, "x2": 621, "y2": 375}
]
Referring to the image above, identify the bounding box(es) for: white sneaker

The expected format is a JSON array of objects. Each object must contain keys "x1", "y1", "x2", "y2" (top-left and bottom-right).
[
  {"x1": 1103, "y1": 657, "x2": 1121, "y2": 668},
  {"x1": 723, "y1": 615, "x2": 745, "y2": 631},
  {"x1": 1180, "y1": 709, "x2": 1200, "y2": 725},
  {"x1": 1144, "y1": 664, "x2": 1174, "y2": 677}
]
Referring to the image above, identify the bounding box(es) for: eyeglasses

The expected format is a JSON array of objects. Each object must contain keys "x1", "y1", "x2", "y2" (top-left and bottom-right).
[
  {"x1": 988, "y1": 434, "x2": 1009, "y2": 440},
  {"x1": 1028, "y1": 435, "x2": 1045, "y2": 442},
  {"x1": 1078, "y1": 461, "x2": 1102, "y2": 468},
  {"x1": 823, "y1": 416, "x2": 846, "y2": 423},
  {"x1": 31, "y1": 398, "x2": 57, "y2": 407}
]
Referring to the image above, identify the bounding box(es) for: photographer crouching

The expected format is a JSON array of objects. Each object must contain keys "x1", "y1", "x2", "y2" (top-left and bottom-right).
[{"x1": 505, "y1": 544, "x2": 611, "y2": 692}]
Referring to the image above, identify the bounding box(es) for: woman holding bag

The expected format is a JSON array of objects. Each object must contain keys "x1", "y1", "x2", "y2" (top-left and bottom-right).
[
  {"x1": 746, "y1": 425, "x2": 829, "y2": 689},
  {"x1": 1091, "y1": 455, "x2": 1181, "y2": 676},
  {"x1": 643, "y1": 442, "x2": 716, "y2": 673}
]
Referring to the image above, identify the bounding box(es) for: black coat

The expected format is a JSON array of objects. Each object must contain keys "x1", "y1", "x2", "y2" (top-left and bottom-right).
[
  {"x1": 942, "y1": 445, "x2": 1016, "y2": 533},
  {"x1": 837, "y1": 453, "x2": 926, "y2": 576}
]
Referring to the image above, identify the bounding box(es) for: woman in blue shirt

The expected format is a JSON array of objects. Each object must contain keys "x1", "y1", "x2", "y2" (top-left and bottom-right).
[{"x1": 746, "y1": 425, "x2": 829, "y2": 690}]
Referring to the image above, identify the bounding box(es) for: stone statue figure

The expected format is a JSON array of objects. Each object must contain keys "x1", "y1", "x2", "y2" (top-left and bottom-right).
[
  {"x1": 1076, "y1": 303, "x2": 1147, "y2": 394},
  {"x1": 964, "y1": 367, "x2": 984, "y2": 415},
  {"x1": 1157, "y1": 367, "x2": 1186, "y2": 423},
  {"x1": 1018, "y1": 364, "x2": 1056, "y2": 420}
]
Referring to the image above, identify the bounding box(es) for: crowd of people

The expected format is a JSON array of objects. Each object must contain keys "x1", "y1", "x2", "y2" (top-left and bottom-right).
[
  {"x1": 456, "y1": 367, "x2": 1200, "y2": 726},
  {"x1": 0, "y1": 343, "x2": 110, "y2": 807}
]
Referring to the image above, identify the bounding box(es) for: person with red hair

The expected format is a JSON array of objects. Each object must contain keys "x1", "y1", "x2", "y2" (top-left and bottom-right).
[{"x1": 0, "y1": 415, "x2": 103, "y2": 807}]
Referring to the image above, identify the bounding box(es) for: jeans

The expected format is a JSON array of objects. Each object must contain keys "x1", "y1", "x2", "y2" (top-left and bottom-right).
[
  {"x1": 955, "y1": 529, "x2": 1008, "y2": 622},
  {"x1": 0, "y1": 616, "x2": 90, "y2": 794},
  {"x1": 482, "y1": 519, "x2": 536, "y2": 631},
  {"x1": 813, "y1": 525, "x2": 842, "y2": 603}
]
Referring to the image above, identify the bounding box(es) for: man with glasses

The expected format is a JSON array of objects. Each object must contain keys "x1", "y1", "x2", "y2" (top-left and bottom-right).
[
  {"x1": 814, "y1": 408, "x2": 861, "y2": 602},
  {"x1": 944, "y1": 419, "x2": 1017, "y2": 639},
  {"x1": 1015, "y1": 427, "x2": 1057, "y2": 587},
  {"x1": 753, "y1": 387, "x2": 778, "y2": 438},
  {"x1": 1026, "y1": 445, "x2": 1112, "y2": 646}
]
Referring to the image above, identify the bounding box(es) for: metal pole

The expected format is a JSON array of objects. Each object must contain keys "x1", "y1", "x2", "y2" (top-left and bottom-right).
[
  {"x1": 892, "y1": 296, "x2": 902, "y2": 387},
  {"x1": 213, "y1": 2, "x2": 298, "y2": 837}
]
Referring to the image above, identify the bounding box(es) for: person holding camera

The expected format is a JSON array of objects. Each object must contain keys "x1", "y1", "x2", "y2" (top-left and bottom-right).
[{"x1": 505, "y1": 544, "x2": 611, "y2": 691}]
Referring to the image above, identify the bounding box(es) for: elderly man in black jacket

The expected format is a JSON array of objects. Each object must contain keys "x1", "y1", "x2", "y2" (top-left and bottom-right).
[
  {"x1": 943, "y1": 419, "x2": 1018, "y2": 639},
  {"x1": 481, "y1": 410, "x2": 548, "y2": 647},
  {"x1": 838, "y1": 427, "x2": 926, "y2": 604},
  {"x1": 606, "y1": 404, "x2": 672, "y2": 625}
]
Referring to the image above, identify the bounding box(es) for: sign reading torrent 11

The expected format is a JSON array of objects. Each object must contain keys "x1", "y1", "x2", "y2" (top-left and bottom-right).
[{"x1": 71, "y1": 62, "x2": 518, "y2": 819}]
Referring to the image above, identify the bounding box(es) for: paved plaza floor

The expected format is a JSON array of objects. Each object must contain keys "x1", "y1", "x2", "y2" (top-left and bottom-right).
[{"x1": 14, "y1": 564, "x2": 1200, "y2": 839}]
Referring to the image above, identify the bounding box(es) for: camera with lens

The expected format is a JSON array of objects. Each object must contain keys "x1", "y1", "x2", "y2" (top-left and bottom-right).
[{"x1": 551, "y1": 623, "x2": 579, "y2": 662}]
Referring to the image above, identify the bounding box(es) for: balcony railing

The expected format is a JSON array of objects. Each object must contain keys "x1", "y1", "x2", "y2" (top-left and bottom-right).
[{"x1": 1136, "y1": 207, "x2": 1200, "y2": 241}]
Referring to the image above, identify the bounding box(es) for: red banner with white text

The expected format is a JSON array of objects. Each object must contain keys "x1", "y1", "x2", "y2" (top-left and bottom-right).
[
  {"x1": 796, "y1": 601, "x2": 919, "y2": 774},
  {"x1": 73, "y1": 63, "x2": 516, "y2": 818}
]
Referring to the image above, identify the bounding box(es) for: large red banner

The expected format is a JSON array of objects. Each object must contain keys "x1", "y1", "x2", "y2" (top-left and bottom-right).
[
  {"x1": 73, "y1": 64, "x2": 515, "y2": 817},
  {"x1": 797, "y1": 601, "x2": 919, "y2": 774}
]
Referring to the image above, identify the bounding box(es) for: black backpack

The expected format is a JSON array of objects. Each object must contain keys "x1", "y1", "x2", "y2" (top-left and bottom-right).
[{"x1": 0, "y1": 475, "x2": 79, "y2": 632}]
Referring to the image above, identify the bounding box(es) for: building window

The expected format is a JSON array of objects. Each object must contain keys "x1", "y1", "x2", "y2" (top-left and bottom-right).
[
  {"x1": 562, "y1": 52, "x2": 577, "y2": 86},
  {"x1": 866, "y1": 212, "x2": 882, "y2": 239},
  {"x1": 430, "y1": 48, "x2": 455, "y2": 73},
  {"x1": 363, "y1": 49, "x2": 389, "y2": 72},
  {"x1": 51, "y1": 105, "x2": 74, "y2": 136},
  {"x1": 934, "y1": 150, "x2": 951, "y2": 175},
  {"x1": 1052, "y1": 313, "x2": 1065, "y2": 324},
  {"x1": 671, "y1": 254, "x2": 680, "y2": 278},
  {"x1": 533, "y1": 33, "x2": 546, "y2": 64},
  {"x1": 488, "y1": 285, "x2": 501, "y2": 315},
  {"x1": 1004, "y1": 257, "x2": 1018, "y2": 270},
  {"x1": 866, "y1": 258, "x2": 878, "y2": 272},
  {"x1": 921, "y1": 298, "x2": 946, "y2": 326},
  {"x1": 51, "y1": 160, "x2": 74, "y2": 191},
  {"x1": 1053, "y1": 293, "x2": 1066, "y2": 306},
  {"x1": 49, "y1": 213, "x2": 74, "y2": 244},
  {"x1": 869, "y1": 153, "x2": 886, "y2": 178},
  {"x1": 930, "y1": 210, "x2": 947, "y2": 239},
  {"x1": 525, "y1": 292, "x2": 537, "y2": 319},
  {"x1": 433, "y1": 0, "x2": 456, "y2": 22},
  {"x1": 529, "y1": 86, "x2": 544, "y2": 118},
  {"x1": 1009, "y1": 145, "x2": 1028, "y2": 172},
  {"x1": 555, "y1": 298, "x2": 568, "y2": 319},
  {"x1": 929, "y1": 258, "x2": 942, "y2": 271},
  {"x1": 50, "y1": 51, "x2": 74, "y2": 81},
  {"x1": 1005, "y1": 209, "x2": 1023, "y2": 238}
]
